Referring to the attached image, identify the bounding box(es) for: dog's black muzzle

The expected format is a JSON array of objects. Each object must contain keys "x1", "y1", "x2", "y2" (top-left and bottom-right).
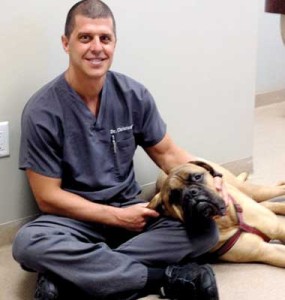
[{"x1": 181, "y1": 185, "x2": 226, "y2": 219}]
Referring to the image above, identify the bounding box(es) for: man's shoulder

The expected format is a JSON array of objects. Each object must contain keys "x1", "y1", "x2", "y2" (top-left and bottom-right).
[
  {"x1": 107, "y1": 70, "x2": 146, "y2": 91},
  {"x1": 26, "y1": 74, "x2": 66, "y2": 108},
  {"x1": 23, "y1": 74, "x2": 66, "y2": 117}
]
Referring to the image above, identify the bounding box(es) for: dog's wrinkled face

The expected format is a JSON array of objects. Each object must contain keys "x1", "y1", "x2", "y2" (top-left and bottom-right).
[{"x1": 159, "y1": 161, "x2": 226, "y2": 222}]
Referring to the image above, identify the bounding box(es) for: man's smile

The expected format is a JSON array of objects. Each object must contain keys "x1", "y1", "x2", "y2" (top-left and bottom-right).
[{"x1": 86, "y1": 57, "x2": 106, "y2": 65}]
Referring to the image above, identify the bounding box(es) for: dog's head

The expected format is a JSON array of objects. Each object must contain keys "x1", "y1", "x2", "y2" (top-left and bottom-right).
[{"x1": 148, "y1": 161, "x2": 226, "y2": 222}]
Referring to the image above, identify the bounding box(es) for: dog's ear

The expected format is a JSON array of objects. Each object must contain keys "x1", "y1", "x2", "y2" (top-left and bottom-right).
[
  {"x1": 147, "y1": 193, "x2": 163, "y2": 211},
  {"x1": 190, "y1": 160, "x2": 222, "y2": 178},
  {"x1": 168, "y1": 188, "x2": 184, "y2": 221},
  {"x1": 169, "y1": 188, "x2": 183, "y2": 205}
]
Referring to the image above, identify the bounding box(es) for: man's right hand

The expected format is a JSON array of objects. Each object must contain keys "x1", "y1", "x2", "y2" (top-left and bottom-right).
[
  {"x1": 116, "y1": 203, "x2": 159, "y2": 232},
  {"x1": 26, "y1": 169, "x2": 159, "y2": 231}
]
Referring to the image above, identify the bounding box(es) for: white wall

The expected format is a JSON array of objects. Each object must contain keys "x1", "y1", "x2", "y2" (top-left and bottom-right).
[
  {"x1": 0, "y1": 0, "x2": 258, "y2": 224},
  {"x1": 256, "y1": 2, "x2": 285, "y2": 93},
  {"x1": 107, "y1": 0, "x2": 258, "y2": 184}
]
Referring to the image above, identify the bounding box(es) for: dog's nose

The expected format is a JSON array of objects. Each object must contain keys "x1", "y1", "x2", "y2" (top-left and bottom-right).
[{"x1": 189, "y1": 187, "x2": 200, "y2": 197}]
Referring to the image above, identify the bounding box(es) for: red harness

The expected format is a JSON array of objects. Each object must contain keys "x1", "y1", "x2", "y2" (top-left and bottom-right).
[{"x1": 213, "y1": 195, "x2": 271, "y2": 257}]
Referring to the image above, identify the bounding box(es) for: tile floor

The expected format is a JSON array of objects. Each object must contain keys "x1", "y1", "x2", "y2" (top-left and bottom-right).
[{"x1": 1, "y1": 101, "x2": 285, "y2": 300}]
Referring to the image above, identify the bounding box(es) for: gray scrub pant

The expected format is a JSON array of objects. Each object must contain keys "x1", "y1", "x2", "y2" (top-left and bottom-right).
[{"x1": 12, "y1": 213, "x2": 218, "y2": 299}]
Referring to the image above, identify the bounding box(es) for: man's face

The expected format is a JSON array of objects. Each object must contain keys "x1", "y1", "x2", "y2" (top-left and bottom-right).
[{"x1": 62, "y1": 15, "x2": 116, "y2": 80}]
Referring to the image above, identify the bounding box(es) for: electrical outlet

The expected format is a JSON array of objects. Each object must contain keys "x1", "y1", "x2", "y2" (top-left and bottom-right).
[{"x1": 0, "y1": 121, "x2": 9, "y2": 158}]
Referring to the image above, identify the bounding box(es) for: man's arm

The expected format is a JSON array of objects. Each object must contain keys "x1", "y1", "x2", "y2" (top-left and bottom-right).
[
  {"x1": 145, "y1": 133, "x2": 251, "y2": 193},
  {"x1": 26, "y1": 169, "x2": 159, "y2": 232},
  {"x1": 145, "y1": 133, "x2": 196, "y2": 174}
]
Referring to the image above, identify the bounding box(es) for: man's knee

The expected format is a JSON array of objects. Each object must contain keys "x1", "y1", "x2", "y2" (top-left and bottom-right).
[{"x1": 12, "y1": 224, "x2": 49, "y2": 269}]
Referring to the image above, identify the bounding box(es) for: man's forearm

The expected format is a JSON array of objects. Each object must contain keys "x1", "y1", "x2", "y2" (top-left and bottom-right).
[{"x1": 36, "y1": 185, "x2": 123, "y2": 225}]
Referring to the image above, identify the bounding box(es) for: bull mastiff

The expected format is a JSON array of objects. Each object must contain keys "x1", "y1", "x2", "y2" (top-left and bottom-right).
[{"x1": 148, "y1": 160, "x2": 285, "y2": 267}]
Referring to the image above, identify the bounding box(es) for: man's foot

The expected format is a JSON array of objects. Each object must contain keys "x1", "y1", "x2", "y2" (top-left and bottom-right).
[
  {"x1": 160, "y1": 262, "x2": 219, "y2": 300},
  {"x1": 34, "y1": 274, "x2": 59, "y2": 300}
]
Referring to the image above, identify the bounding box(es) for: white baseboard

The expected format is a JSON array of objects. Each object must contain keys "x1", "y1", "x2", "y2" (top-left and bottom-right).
[
  {"x1": 221, "y1": 156, "x2": 253, "y2": 176},
  {"x1": 255, "y1": 89, "x2": 285, "y2": 107},
  {"x1": 0, "y1": 156, "x2": 253, "y2": 247},
  {"x1": 0, "y1": 216, "x2": 37, "y2": 248},
  {"x1": 139, "y1": 157, "x2": 253, "y2": 200},
  {"x1": 140, "y1": 182, "x2": 156, "y2": 201}
]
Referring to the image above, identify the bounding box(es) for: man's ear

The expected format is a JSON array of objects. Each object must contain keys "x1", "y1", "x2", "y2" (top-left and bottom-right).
[{"x1": 61, "y1": 35, "x2": 70, "y2": 54}]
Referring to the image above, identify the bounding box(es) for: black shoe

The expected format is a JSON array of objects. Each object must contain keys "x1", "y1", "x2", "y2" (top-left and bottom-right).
[
  {"x1": 34, "y1": 274, "x2": 59, "y2": 300},
  {"x1": 160, "y1": 262, "x2": 219, "y2": 300}
]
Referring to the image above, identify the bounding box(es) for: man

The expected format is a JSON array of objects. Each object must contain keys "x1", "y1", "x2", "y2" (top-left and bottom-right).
[{"x1": 13, "y1": 1, "x2": 221, "y2": 299}]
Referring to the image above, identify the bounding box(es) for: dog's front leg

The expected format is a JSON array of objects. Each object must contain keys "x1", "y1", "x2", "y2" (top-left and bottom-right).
[{"x1": 184, "y1": 212, "x2": 218, "y2": 241}]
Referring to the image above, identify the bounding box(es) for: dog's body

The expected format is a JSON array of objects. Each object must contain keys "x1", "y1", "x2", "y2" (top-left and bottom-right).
[{"x1": 148, "y1": 161, "x2": 285, "y2": 267}]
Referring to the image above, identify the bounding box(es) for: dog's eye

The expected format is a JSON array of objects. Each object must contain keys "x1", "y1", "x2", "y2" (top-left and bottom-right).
[{"x1": 191, "y1": 173, "x2": 204, "y2": 183}]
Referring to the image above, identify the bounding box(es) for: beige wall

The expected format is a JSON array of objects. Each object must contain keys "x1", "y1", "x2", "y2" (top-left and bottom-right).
[{"x1": 0, "y1": 0, "x2": 259, "y2": 224}]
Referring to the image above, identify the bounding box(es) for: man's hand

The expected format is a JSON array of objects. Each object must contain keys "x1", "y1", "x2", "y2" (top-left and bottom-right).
[
  {"x1": 213, "y1": 175, "x2": 230, "y2": 206},
  {"x1": 116, "y1": 203, "x2": 159, "y2": 232},
  {"x1": 26, "y1": 170, "x2": 159, "y2": 229}
]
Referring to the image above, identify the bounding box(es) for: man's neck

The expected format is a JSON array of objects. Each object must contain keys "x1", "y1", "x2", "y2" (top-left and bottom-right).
[{"x1": 65, "y1": 69, "x2": 106, "y2": 116}]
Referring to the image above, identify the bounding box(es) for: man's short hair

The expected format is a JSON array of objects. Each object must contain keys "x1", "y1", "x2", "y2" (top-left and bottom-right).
[{"x1": 64, "y1": 0, "x2": 116, "y2": 38}]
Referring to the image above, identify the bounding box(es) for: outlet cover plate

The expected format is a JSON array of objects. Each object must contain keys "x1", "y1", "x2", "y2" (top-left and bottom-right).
[{"x1": 0, "y1": 121, "x2": 10, "y2": 158}]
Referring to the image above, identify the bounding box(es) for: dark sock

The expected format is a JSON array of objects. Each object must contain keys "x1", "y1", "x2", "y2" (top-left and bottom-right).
[{"x1": 144, "y1": 267, "x2": 166, "y2": 292}]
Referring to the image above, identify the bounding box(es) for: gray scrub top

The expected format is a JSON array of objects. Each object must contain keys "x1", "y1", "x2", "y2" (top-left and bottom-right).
[{"x1": 19, "y1": 71, "x2": 166, "y2": 205}]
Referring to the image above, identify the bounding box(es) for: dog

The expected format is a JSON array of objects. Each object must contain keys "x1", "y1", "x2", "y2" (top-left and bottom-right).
[{"x1": 148, "y1": 160, "x2": 285, "y2": 267}]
